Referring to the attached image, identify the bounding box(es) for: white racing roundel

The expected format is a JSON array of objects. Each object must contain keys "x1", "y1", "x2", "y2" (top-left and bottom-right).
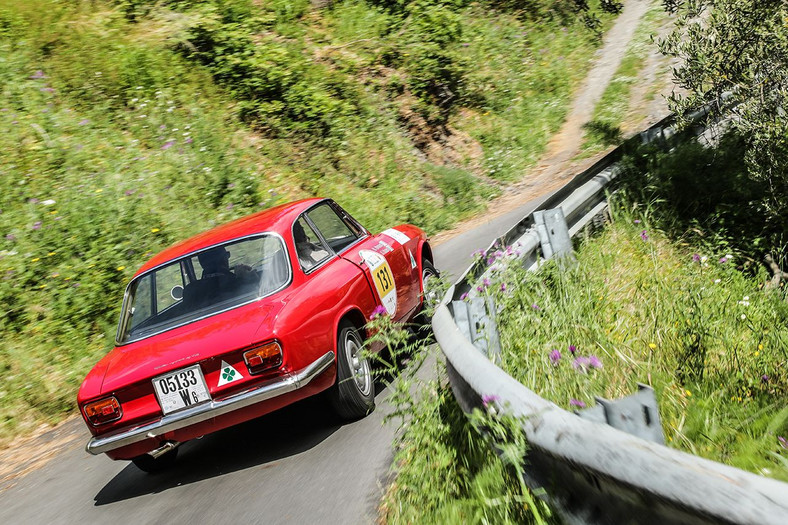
[{"x1": 360, "y1": 249, "x2": 397, "y2": 315}]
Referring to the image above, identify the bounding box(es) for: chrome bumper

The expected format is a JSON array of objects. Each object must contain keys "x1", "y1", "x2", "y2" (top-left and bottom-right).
[{"x1": 86, "y1": 351, "x2": 335, "y2": 455}]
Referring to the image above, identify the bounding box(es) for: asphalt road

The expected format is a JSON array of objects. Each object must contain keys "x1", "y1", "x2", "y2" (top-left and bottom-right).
[{"x1": 0, "y1": 195, "x2": 546, "y2": 525}]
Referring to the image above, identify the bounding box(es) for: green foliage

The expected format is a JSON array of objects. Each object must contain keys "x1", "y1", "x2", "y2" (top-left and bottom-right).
[
  {"x1": 659, "y1": 0, "x2": 788, "y2": 224},
  {"x1": 483, "y1": 200, "x2": 788, "y2": 481},
  {"x1": 614, "y1": 133, "x2": 782, "y2": 264},
  {"x1": 365, "y1": 304, "x2": 550, "y2": 524}
]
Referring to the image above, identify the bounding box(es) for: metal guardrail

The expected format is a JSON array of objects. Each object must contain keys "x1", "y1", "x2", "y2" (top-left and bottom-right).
[{"x1": 431, "y1": 113, "x2": 788, "y2": 524}]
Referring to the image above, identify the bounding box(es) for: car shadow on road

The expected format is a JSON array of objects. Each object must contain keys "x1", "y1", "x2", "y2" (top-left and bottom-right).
[{"x1": 93, "y1": 394, "x2": 344, "y2": 506}]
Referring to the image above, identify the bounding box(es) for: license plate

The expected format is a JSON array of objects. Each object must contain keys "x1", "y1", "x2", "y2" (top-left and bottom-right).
[{"x1": 153, "y1": 365, "x2": 211, "y2": 415}]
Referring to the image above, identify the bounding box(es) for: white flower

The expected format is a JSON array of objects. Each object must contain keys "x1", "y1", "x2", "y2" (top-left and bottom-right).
[
  {"x1": 741, "y1": 314, "x2": 746, "y2": 320},
  {"x1": 41, "y1": 199, "x2": 56, "y2": 206},
  {"x1": 714, "y1": 279, "x2": 721, "y2": 284},
  {"x1": 700, "y1": 256, "x2": 708, "y2": 263}
]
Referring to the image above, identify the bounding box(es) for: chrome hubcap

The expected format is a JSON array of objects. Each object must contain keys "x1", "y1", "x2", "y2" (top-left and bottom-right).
[
  {"x1": 422, "y1": 267, "x2": 438, "y2": 308},
  {"x1": 346, "y1": 331, "x2": 371, "y2": 396}
]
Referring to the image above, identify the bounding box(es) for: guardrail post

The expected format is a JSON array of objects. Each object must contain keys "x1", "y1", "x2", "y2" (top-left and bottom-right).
[
  {"x1": 576, "y1": 384, "x2": 665, "y2": 445},
  {"x1": 533, "y1": 208, "x2": 575, "y2": 264},
  {"x1": 450, "y1": 297, "x2": 501, "y2": 363}
]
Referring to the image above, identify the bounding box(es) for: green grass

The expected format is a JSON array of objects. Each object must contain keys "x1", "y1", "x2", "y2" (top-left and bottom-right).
[
  {"x1": 578, "y1": 0, "x2": 668, "y2": 156},
  {"x1": 482, "y1": 203, "x2": 788, "y2": 481},
  {"x1": 0, "y1": 0, "x2": 616, "y2": 445},
  {"x1": 456, "y1": 3, "x2": 617, "y2": 181},
  {"x1": 366, "y1": 311, "x2": 549, "y2": 525}
]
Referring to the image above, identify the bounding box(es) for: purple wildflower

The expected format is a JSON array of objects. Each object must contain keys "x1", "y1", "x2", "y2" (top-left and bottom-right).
[
  {"x1": 185, "y1": 136, "x2": 193, "y2": 144},
  {"x1": 573, "y1": 356, "x2": 591, "y2": 373},
  {"x1": 124, "y1": 189, "x2": 136, "y2": 196},
  {"x1": 719, "y1": 256, "x2": 728, "y2": 264},
  {"x1": 570, "y1": 398, "x2": 586, "y2": 408},
  {"x1": 549, "y1": 349, "x2": 562, "y2": 365},
  {"x1": 159, "y1": 124, "x2": 166, "y2": 130},
  {"x1": 460, "y1": 292, "x2": 469, "y2": 301},
  {"x1": 568, "y1": 344, "x2": 576, "y2": 355},
  {"x1": 32, "y1": 221, "x2": 42, "y2": 230},
  {"x1": 5, "y1": 234, "x2": 15, "y2": 241},
  {"x1": 28, "y1": 198, "x2": 39, "y2": 204},
  {"x1": 473, "y1": 249, "x2": 485, "y2": 257},
  {"x1": 482, "y1": 278, "x2": 491, "y2": 288},
  {"x1": 640, "y1": 230, "x2": 649, "y2": 241},
  {"x1": 761, "y1": 374, "x2": 770, "y2": 384},
  {"x1": 589, "y1": 355, "x2": 603, "y2": 369},
  {"x1": 161, "y1": 140, "x2": 176, "y2": 150},
  {"x1": 78, "y1": 119, "x2": 90, "y2": 125},
  {"x1": 692, "y1": 253, "x2": 700, "y2": 263},
  {"x1": 779, "y1": 436, "x2": 788, "y2": 450},
  {"x1": 370, "y1": 305, "x2": 387, "y2": 319},
  {"x1": 40, "y1": 87, "x2": 55, "y2": 93},
  {"x1": 531, "y1": 303, "x2": 540, "y2": 310},
  {"x1": 30, "y1": 70, "x2": 46, "y2": 79},
  {"x1": 225, "y1": 203, "x2": 234, "y2": 210},
  {"x1": 482, "y1": 394, "x2": 500, "y2": 408},
  {"x1": 633, "y1": 219, "x2": 641, "y2": 224},
  {"x1": 500, "y1": 283, "x2": 507, "y2": 292}
]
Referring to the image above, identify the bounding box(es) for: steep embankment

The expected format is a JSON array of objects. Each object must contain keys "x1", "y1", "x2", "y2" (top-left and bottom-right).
[{"x1": 0, "y1": 0, "x2": 616, "y2": 445}]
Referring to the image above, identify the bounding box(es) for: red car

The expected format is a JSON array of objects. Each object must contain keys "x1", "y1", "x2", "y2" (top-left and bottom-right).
[{"x1": 77, "y1": 198, "x2": 436, "y2": 472}]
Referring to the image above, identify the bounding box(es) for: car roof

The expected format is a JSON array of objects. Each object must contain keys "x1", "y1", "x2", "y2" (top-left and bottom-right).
[{"x1": 135, "y1": 197, "x2": 324, "y2": 276}]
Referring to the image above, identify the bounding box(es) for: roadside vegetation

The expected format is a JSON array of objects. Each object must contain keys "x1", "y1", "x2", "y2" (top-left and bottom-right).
[
  {"x1": 0, "y1": 0, "x2": 617, "y2": 446},
  {"x1": 467, "y1": 132, "x2": 788, "y2": 481},
  {"x1": 370, "y1": 309, "x2": 551, "y2": 524}
]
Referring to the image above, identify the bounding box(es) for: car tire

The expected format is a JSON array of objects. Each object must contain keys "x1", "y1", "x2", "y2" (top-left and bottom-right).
[
  {"x1": 329, "y1": 321, "x2": 375, "y2": 420},
  {"x1": 415, "y1": 259, "x2": 439, "y2": 336},
  {"x1": 131, "y1": 448, "x2": 178, "y2": 474}
]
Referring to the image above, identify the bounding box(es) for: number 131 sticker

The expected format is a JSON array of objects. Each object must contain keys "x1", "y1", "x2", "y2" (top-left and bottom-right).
[{"x1": 360, "y1": 250, "x2": 397, "y2": 315}]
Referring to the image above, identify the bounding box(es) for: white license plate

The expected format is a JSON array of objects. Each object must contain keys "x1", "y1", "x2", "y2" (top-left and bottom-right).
[{"x1": 153, "y1": 365, "x2": 211, "y2": 415}]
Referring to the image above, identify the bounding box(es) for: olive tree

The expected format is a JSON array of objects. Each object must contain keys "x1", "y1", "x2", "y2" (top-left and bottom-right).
[{"x1": 659, "y1": 0, "x2": 788, "y2": 221}]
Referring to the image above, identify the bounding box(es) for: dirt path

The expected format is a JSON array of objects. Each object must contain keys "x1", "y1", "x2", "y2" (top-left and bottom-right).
[
  {"x1": 0, "y1": 0, "x2": 676, "y2": 490},
  {"x1": 433, "y1": 0, "x2": 669, "y2": 245}
]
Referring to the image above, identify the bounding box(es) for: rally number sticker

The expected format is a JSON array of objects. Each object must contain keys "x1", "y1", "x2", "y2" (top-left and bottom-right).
[{"x1": 360, "y1": 250, "x2": 397, "y2": 315}]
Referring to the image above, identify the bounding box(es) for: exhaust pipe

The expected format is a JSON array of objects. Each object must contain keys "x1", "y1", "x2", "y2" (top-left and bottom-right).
[{"x1": 147, "y1": 441, "x2": 180, "y2": 459}]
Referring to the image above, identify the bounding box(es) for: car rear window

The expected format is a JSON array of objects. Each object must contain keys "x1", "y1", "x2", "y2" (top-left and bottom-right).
[{"x1": 117, "y1": 234, "x2": 290, "y2": 344}]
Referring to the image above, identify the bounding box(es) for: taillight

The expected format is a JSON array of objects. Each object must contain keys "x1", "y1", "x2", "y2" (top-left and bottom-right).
[
  {"x1": 243, "y1": 341, "x2": 283, "y2": 374},
  {"x1": 83, "y1": 397, "x2": 122, "y2": 426}
]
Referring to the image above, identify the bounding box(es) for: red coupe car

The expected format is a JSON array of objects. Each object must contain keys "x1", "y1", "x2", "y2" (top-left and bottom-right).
[{"x1": 77, "y1": 198, "x2": 436, "y2": 472}]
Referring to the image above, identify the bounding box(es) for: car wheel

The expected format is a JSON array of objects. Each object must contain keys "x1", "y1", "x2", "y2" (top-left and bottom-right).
[
  {"x1": 131, "y1": 448, "x2": 178, "y2": 474},
  {"x1": 415, "y1": 259, "x2": 439, "y2": 335},
  {"x1": 329, "y1": 321, "x2": 375, "y2": 420}
]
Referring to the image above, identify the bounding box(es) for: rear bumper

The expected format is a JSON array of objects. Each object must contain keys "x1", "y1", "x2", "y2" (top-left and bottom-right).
[{"x1": 86, "y1": 351, "x2": 335, "y2": 455}]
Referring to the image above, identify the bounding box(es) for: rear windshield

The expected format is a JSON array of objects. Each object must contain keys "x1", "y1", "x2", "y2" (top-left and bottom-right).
[{"x1": 117, "y1": 234, "x2": 290, "y2": 344}]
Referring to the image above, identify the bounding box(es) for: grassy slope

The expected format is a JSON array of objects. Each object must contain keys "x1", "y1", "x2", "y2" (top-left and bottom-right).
[
  {"x1": 0, "y1": 0, "x2": 611, "y2": 445},
  {"x1": 491, "y1": 208, "x2": 788, "y2": 481}
]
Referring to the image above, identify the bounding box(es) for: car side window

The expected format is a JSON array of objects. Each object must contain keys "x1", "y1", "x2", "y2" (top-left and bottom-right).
[
  {"x1": 307, "y1": 203, "x2": 361, "y2": 253},
  {"x1": 294, "y1": 217, "x2": 330, "y2": 272}
]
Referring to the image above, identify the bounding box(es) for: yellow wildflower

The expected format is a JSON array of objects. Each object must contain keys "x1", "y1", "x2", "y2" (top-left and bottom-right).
[
  {"x1": 648, "y1": 343, "x2": 657, "y2": 349},
  {"x1": 116, "y1": 266, "x2": 126, "y2": 271},
  {"x1": 31, "y1": 257, "x2": 40, "y2": 262},
  {"x1": 151, "y1": 228, "x2": 160, "y2": 233}
]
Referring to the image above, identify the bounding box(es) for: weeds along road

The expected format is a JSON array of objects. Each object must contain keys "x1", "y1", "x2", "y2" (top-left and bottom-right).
[{"x1": 0, "y1": 194, "x2": 548, "y2": 525}]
